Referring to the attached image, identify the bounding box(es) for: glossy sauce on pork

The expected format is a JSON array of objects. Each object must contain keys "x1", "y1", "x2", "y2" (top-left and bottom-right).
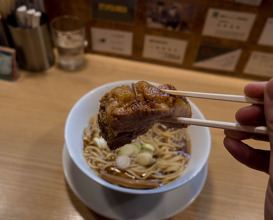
[{"x1": 98, "y1": 81, "x2": 192, "y2": 150}]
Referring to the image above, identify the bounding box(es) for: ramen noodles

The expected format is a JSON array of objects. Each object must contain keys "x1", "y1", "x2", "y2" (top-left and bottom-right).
[{"x1": 83, "y1": 115, "x2": 190, "y2": 189}]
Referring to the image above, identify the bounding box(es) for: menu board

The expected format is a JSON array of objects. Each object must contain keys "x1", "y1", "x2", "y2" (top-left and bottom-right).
[
  {"x1": 244, "y1": 52, "x2": 273, "y2": 77},
  {"x1": 143, "y1": 35, "x2": 188, "y2": 63},
  {"x1": 258, "y1": 18, "x2": 273, "y2": 46},
  {"x1": 0, "y1": 46, "x2": 17, "y2": 81},
  {"x1": 194, "y1": 45, "x2": 242, "y2": 72},
  {"x1": 227, "y1": 0, "x2": 262, "y2": 6},
  {"x1": 202, "y1": 9, "x2": 256, "y2": 41},
  {"x1": 45, "y1": 0, "x2": 273, "y2": 79},
  {"x1": 91, "y1": 28, "x2": 133, "y2": 55}
]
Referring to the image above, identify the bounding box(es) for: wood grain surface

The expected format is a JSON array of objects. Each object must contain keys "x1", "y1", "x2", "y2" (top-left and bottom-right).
[{"x1": 0, "y1": 54, "x2": 269, "y2": 220}]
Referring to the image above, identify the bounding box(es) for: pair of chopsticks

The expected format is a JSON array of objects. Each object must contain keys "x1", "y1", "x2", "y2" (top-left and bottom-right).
[{"x1": 161, "y1": 89, "x2": 268, "y2": 135}]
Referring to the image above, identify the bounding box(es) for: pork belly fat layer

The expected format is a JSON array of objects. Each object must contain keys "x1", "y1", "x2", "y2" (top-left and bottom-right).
[{"x1": 98, "y1": 81, "x2": 192, "y2": 150}]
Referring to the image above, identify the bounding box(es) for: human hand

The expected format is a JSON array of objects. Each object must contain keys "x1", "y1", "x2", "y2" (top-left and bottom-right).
[{"x1": 223, "y1": 78, "x2": 273, "y2": 219}]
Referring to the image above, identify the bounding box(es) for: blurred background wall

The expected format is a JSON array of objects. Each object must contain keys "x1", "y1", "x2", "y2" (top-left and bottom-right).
[{"x1": 43, "y1": 0, "x2": 273, "y2": 80}]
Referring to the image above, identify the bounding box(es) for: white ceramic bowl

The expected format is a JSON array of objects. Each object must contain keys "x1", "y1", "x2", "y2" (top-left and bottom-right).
[{"x1": 65, "y1": 80, "x2": 211, "y2": 195}]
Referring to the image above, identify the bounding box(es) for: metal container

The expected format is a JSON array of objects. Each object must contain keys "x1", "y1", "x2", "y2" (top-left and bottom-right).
[{"x1": 7, "y1": 14, "x2": 55, "y2": 72}]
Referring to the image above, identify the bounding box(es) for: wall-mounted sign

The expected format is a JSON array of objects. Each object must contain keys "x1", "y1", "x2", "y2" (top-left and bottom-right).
[
  {"x1": 91, "y1": 0, "x2": 136, "y2": 23},
  {"x1": 202, "y1": 8, "x2": 256, "y2": 41},
  {"x1": 227, "y1": 0, "x2": 262, "y2": 6},
  {"x1": 258, "y1": 18, "x2": 273, "y2": 47},
  {"x1": 244, "y1": 51, "x2": 273, "y2": 77},
  {"x1": 194, "y1": 44, "x2": 242, "y2": 71},
  {"x1": 143, "y1": 35, "x2": 187, "y2": 63},
  {"x1": 91, "y1": 28, "x2": 133, "y2": 55}
]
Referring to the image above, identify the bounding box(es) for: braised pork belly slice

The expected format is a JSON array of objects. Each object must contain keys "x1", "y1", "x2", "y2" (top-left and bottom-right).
[{"x1": 98, "y1": 81, "x2": 192, "y2": 150}]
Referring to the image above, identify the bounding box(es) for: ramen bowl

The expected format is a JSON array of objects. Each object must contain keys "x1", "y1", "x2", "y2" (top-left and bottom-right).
[{"x1": 64, "y1": 80, "x2": 211, "y2": 219}]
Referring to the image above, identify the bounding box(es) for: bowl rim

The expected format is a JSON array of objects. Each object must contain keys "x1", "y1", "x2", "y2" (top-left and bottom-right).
[{"x1": 65, "y1": 80, "x2": 211, "y2": 195}]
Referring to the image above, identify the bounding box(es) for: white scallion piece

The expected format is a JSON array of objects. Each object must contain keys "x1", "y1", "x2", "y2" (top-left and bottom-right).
[
  {"x1": 93, "y1": 137, "x2": 108, "y2": 149},
  {"x1": 136, "y1": 152, "x2": 154, "y2": 166},
  {"x1": 116, "y1": 155, "x2": 131, "y2": 170},
  {"x1": 118, "y1": 143, "x2": 141, "y2": 157}
]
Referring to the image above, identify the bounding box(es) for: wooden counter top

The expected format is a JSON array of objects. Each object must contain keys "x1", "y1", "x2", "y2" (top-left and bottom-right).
[{"x1": 0, "y1": 54, "x2": 269, "y2": 220}]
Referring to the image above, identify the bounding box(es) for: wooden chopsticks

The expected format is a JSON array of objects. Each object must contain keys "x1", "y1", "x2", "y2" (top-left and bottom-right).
[
  {"x1": 160, "y1": 117, "x2": 268, "y2": 135},
  {"x1": 161, "y1": 89, "x2": 264, "y2": 104},
  {"x1": 161, "y1": 89, "x2": 267, "y2": 135}
]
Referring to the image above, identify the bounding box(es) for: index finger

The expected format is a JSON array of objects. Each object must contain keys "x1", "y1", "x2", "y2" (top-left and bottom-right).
[{"x1": 244, "y1": 81, "x2": 267, "y2": 99}]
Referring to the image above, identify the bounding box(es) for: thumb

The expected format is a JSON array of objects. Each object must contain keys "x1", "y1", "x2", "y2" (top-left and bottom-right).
[{"x1": 264, "y1": 78, "x2": 273, "y2": 219}]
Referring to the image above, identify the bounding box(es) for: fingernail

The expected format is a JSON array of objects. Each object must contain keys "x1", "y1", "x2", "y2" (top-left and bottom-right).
[{"x1": 266, "y1": 79, "x2": 273, "y2": 100}]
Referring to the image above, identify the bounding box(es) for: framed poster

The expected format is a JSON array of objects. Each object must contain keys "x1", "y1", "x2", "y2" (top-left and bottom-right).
[{"x1": 146, "y1": 0, "x2": 196, "y2": 32}]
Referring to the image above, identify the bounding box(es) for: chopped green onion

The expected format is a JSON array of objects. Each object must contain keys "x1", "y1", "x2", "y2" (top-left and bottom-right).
[{"x1": 142, "y1": 143, "x2": 155, "y2": 152}]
